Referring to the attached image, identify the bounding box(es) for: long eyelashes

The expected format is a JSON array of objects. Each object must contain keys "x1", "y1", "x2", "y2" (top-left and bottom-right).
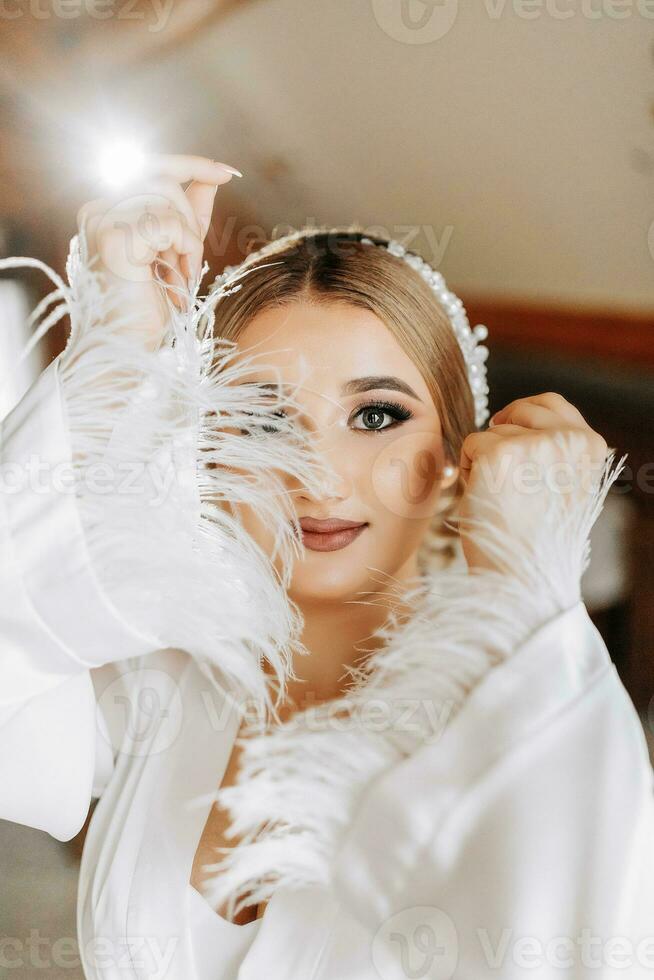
[
  {"x1": 238, "y1": 409, "x2": 288, "y2": 436},
  {"x1": 350, "y1": 399, "x2": 413, "y2": 432},
  {"x1": 239, "y1": 399, "x2": 414, "y2": 436}
]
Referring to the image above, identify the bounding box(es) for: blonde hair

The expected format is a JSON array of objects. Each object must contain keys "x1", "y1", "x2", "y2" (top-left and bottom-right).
[{"x1": 210, "y1": 227, "x2": 476, "y2": 572}]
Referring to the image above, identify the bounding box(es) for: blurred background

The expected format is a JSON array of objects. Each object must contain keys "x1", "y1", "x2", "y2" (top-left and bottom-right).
[{"x1": 1, "y1": 1, "x2": 653, "y2": 975}]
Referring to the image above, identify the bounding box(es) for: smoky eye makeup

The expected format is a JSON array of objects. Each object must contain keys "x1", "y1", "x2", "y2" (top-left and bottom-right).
[
  {"x1": 237, "y1": 399, "x2": 414, "y2": 437},
  {"x1": 235, "y1": 378, "x2": 417, "y2": 436},
  {"x1": 350, "y1": 398, "x2": 414, "y2": 432}
]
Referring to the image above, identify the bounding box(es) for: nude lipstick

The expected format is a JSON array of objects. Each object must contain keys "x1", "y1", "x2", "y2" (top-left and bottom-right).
[{"x1": 299, "y1": 517, "x2": 368, "y2": 553}]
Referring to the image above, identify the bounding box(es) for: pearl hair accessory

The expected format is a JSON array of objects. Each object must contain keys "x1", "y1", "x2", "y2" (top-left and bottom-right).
[
  {"x1": 209, "y1": 230, "x2": 490, "y2": 428},
  {"x1": 359, "y1": 238, "x2": 490, "y2": 428}
]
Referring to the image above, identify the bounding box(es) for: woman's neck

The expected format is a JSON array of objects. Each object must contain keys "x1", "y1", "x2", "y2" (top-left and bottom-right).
[{"x1": 271, "y1": 554, "x2": 422, "y2": 721}]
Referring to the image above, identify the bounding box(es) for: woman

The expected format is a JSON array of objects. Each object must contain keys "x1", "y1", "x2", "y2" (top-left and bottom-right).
[{"x1": 1, "y1": 153, "x2": 652, "y2": 979}]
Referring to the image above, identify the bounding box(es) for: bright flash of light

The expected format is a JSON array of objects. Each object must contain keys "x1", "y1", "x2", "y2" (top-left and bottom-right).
[{"x1": 98, "y1": 140, "x2": 146, "y2": 189}]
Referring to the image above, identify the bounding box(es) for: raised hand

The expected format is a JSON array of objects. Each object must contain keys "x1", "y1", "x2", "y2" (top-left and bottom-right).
[
  {"x1": 75, "y1": 153, "x2": 241, "y2": 349},
  {"x1": 457, "y1": 392, "x2": 609, "y2": 574}
]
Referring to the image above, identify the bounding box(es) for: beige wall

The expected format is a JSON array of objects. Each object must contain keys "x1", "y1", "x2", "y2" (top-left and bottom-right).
[{"x1": 147, "y1": 0, "x2": 653, "y2": 312}]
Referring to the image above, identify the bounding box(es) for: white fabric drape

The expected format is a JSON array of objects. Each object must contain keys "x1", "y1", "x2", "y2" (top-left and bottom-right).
[{"x1": 0, "y1": 279, "x2": 43, "y2": 422}]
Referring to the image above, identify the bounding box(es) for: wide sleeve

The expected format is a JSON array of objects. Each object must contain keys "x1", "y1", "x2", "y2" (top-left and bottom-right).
[
  {"x1": 332, "y1": 601, "x2": 654, "y2": 978},
  {"x1": 0, "y1": 233, "x2": 332, "y2": 840},
  {"x1": 0, "y1": 354, "x2": 161, "y2": 839}
]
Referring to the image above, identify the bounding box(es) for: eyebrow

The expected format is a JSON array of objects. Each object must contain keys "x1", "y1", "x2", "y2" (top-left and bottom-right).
[
  {"x1": 341, "y1": 376, "x2": 423, "y2": 402},
  {"x1": 244, "y1": 376, "x2": 423, "y2": 403}
]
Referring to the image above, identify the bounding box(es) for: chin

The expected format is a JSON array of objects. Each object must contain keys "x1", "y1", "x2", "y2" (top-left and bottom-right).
[
  {"x1": 288, "y1": 573, "x2": 359, "y2": 605},
  {"x1": 288, "y1": 549, "x2": 400, "y2": 606},
  {"x1": 288, "y1": 559, "x2": 374, "y2": 604}
]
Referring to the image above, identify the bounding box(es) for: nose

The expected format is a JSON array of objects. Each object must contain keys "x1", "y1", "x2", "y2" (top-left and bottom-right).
[{"x1": 292, "y1": 415, "x2": 354, "y2": 509}]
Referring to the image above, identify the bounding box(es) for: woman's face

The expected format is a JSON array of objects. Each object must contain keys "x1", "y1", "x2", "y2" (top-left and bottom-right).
[{"x1": 229, "y1": 299, "x2": 459, "y2": 605}]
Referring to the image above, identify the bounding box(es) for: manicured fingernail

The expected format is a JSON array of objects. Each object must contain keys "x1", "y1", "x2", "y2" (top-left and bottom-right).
[{"x1": 214, "y1": 162, "x2": 243, "y2": 177}]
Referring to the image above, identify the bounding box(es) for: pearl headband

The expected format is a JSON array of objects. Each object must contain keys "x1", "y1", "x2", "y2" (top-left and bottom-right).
[{"x1": 209, "y1": 230, "x2": 490, "y2": 429}]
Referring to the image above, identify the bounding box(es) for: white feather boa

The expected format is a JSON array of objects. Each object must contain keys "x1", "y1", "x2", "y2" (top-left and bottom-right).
[{"x1": 0, "y1": 234, "x2": 628, "y2": 922}]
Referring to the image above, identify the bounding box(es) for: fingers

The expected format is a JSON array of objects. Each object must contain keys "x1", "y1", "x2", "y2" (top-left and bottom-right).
[
  {"x1": 141, "y1": 176, "x2": 202, "y2": 238},
  {"x1": 79, "y1": 189, "x2": 207, "y2": 287},
  {"x1": 76, "y1": 197, "x2": 112, "y2": 260},
  {"x1": 459, "y1": 424, "x2": 525, "y2": 482},
  {"x1": 76, "y1": 154, "x2": 241, "y2": 310},
  {"x1": 491, "y1": 392, "x2": 585, "y2": 428},
  {"x1": 490, "y1": 402, "x2": 566, "y2": 432},
  {"x1": 184, "y1": 181, "x2": 219, "y2": 278},
  {"x1": 185, "y1": 181, "x2": 219, "y2": 241},
  {"x1": 81, "y1": 159, "x2": 228, "y2": 245},
  {"x1": 156, "y1": 246, "x2": 185, "y2": 307},
  {"x1": 143, "y1": 153, "x2": 241, "y2": 185},
  {"x1": 96, "y1": 209, "x2": 203, "y2": 284}
]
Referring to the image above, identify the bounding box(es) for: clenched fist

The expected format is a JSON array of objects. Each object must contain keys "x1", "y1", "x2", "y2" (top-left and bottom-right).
[{"x1": 457, "y1": 392, "x2": 609, "y2": 574}]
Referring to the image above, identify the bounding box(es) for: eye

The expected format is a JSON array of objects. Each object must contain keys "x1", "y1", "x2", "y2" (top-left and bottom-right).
[
  {"x1": 351, "y1": 399, "x2": 413, "y2": 433},
  {"x1": 238, "y1": 409, "x2": 288, "y2": 436}
]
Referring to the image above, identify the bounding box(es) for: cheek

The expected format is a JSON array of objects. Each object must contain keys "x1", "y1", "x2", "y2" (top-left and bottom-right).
[
  {"x1": 368, "y1": 430, "x2": 446, "y2": 521},
  {"x1": 210, "y1": 460, "x2": 283, "y2": 559},
  {"x1": 228, "y1": 500, "x2": 295, "y2": 585}
]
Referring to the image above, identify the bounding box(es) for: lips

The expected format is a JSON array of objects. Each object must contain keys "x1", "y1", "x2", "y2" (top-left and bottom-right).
[
  {"x1": 299, "y1": 517, "x2": 366, "y2": 534},
  {"x1": 298, "y1": 517, "x2": 369, "y2": 553}
]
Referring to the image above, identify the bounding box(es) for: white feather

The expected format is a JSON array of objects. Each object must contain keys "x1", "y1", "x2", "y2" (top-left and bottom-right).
[{"x1": 0, "y1": 232, "x2": 337, "y2": 711}]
